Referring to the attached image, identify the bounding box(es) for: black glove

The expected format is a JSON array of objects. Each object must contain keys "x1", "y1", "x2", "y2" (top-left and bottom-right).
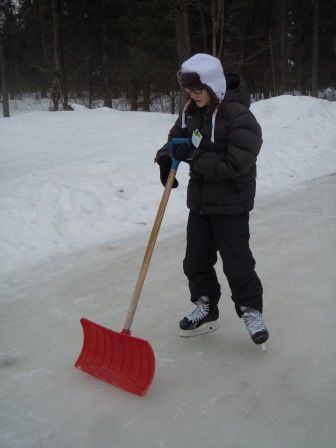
[
  {"x1": 174, "y1": 143, "x2": 194, "y2": 162},
  {"x1": 157, "y1": 156, "x2": 178, "y2": 188}
]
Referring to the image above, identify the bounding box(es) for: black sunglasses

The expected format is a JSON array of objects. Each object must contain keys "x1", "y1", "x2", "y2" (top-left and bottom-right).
[{"x1": 185, "y1": 88, "x2": 204, "y2": 96}]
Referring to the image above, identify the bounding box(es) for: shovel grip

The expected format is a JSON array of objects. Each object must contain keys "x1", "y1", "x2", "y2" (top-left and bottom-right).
[{"x1": 122, "y1": 167, "x2": 177, "y2": 331}]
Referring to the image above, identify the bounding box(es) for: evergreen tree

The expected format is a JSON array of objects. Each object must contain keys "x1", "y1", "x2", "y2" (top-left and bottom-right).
[{"x1": 1, "y1": 0, "x2": 335, "y2": 111}]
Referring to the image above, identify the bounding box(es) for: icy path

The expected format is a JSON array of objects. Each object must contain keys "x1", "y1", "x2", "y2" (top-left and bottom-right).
[{"x1": 1, "y1": 175, "x2": 336, "y2": 448}]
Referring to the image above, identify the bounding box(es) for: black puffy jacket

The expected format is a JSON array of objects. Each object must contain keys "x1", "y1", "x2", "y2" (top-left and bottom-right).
[{"x1": 155, "y1": 73, "x2": 263, "y2": 215}]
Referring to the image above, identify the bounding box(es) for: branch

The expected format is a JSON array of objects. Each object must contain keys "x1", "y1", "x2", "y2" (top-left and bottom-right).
[{"x1": 30, "y1": 64, "x2": 52, "y2": 75}]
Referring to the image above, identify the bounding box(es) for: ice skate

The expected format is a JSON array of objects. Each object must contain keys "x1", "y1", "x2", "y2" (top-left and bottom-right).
[
  {"x1": 241, "y1": 306, "x2": 269, "y2": 348},
  {"x1": 179, "y1": 296, "x2": 219, "y2": 338}
]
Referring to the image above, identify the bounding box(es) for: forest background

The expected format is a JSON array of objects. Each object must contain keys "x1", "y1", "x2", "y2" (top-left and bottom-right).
[{"x1": 0, "y1": 0, "x2": 335, "y2": 117}]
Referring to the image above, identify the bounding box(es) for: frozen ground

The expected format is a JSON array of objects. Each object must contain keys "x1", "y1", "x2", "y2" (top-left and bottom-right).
[{"x1": 1, "y1": 174, "x2": 336, "y2": 448}]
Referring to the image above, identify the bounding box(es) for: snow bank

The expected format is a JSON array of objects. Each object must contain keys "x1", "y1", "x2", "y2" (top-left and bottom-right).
[
  {"x1": 254, "y1": 95, "x2": 336, "y2": 195},
  {"x1": 1, "y1": 96, "x2": 336, "y2": 274}
]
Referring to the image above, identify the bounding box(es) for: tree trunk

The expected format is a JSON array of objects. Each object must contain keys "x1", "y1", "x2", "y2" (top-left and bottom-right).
[
  {"x1": 37, "y1": 0, "x2": 50, "y2": 98},
  {"x1": 5, "y1": 1, "x2": 19, "y2": 97},
  {"x1": 279, "y1": 0, "x2": 288, "y2": 94},
  {"x1": 142, "y1": 79, "x2": 151, "y2": 111},
  {"x1": 101, "y1": 0, "x2": 112, "y2": 108},
  {"x1": 88, "y1": 66, "x2": 94, "y2": 109},
  {"x1": 269, "y1": 32, "x2": 277, "y2": 95},
  {"x1": 87, "y1": 1, "x2": 95, "y2": 110},
  {"x1": 296, "y1": 29, "x2": 304, "y2": 94},
  {"x1": 172, "y1": 0, "x2": 191, "y2": 65},
  {"x1": 129, "y1": 81, "x2": 138, "y2": 111},
  {"x1": 197, "y1": 0, "x2": 208, "y2": 53},
  {"x1": 211, "y1": 1, "x2": 216, "y2": 56},
  {"x1": 211, "y1": 0, "x2": 224, "y2": 58},
  {"x1": 171, "y1": 0, "x2": 191, "y2": 113},
  {"x1": 88, "y1": 54, "x2": 94, "y2": 109},
  {"x1": 40, "y1": 72, "x2": 48, "y2": 98},
  {"x1": 51, "y1": 0, "x2": 70, "y2": 111},
  {"x1": 217, "y1": 0, "x2": 225, "y2": 59},
  {"x1": 0, "y1": 32, "x2": 10, "y2": 117},
  {"x1": 170, "y1": 90, "x2": 176, "y2": 114},
  {"x1": 311, "y1": 0, "x2": 319, "y2": 97}
]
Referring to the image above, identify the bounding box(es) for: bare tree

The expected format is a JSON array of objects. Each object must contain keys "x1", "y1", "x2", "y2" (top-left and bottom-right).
[
  {"x1": 4, "y1": 0, "x2": 19, "y2": 97},
  {"x1": 171, "y1": 0, "x2": 191, "y2": 112},
  {"x1": 196, "y1": 0, "x2": 208, "y2": 53},
  {"x1": 143, "y1": 78, "x2": 151, "y2": 111},
  {"x1": 211, "y1": 0, "x2": 224, "y2": 58},
  {"x1": 311, "y1": 0, "x2": 319, "y2": 97},
  {"x1": 129, "y1": 77, "x2": 138, "y2": 111},
  {"x1": 36, "y1": 0, "x2": 51, "y2": 98},
  {"x1": 269, "y1": 31, "x2": 278, "y2": 95},
  {"x1": 171, "y1": 0, "x2": 191, "y2": 65},
  {"x1": 51, "y1": 0, "x2": 70, "y2": 110},
  {"x1": 0, "y1": 32, "x2": 10, "y2": 117},
  {"x1": 101, "y1": 0, "x2": 112, "y2": 108},
  {"x1": 279, "y1": 0, "x2": 289, "y2": 93},
  {"x1": 0, "y1": 7, "x2": 9, "y2": 117}
]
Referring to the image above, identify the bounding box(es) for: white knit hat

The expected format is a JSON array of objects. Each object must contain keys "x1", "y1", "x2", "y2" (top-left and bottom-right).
[{"x1": 180, "y1": 53, "x2": 226, "y2": 101}]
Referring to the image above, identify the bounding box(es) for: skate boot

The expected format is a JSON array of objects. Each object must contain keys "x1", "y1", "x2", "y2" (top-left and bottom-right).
[
  {"x1": 241, "y1": 306, "x2": 269, "y2": 345},
  {"x1": 179, "y1": 296, "x2": 219, "y2": 337}
]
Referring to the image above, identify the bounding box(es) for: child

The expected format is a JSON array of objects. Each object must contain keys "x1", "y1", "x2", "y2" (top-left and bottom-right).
[{"x1": 155, "y1": 53, "x2": 269, "y2": 345}]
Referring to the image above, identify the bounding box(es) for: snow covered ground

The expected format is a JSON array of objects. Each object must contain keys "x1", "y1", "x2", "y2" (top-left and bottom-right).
[
  {"x1": 1, "y1": 96, "x2": 336, "y2": 447},
  {"x1": 1, "y1": 174, "x2": 336, "y2": 448},
  {"x1": 1, "y1": 96, "x2": 336, "y2": 276}
]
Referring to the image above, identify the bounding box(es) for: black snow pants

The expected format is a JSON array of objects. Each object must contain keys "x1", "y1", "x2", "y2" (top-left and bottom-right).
[{"x1": 183, "y1": 210, "x2": 263, "y2": 317}]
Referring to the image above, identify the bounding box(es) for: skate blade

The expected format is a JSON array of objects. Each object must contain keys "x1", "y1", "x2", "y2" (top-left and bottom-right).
[
  {"x1": 179, "y1": 321, "x2": 219, "y2": 338},
  {"x1": 261, "y1": 343, "x2": 267, "y2": 352}
]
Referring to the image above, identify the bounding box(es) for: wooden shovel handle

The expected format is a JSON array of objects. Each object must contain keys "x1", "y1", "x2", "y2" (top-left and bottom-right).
[{"x1": 122, "y1": 168, "x2": 177, "y2": 332}]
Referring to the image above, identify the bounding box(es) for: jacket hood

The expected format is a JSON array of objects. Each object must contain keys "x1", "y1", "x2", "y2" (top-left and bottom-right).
[
  {"x1": 180, "y1": 71, "x2": 251, "y2": 144},
  {"x1": 224, "y1": 72, "x2": 250, "y2": 108},
  {"x1": 178, "y1": 53, "x2": 226, "y2": 101}
]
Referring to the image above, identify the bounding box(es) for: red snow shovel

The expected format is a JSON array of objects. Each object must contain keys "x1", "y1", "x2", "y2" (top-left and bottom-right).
[{"x1": 75, "y1": 138, "x2": 191, "y2": 396}]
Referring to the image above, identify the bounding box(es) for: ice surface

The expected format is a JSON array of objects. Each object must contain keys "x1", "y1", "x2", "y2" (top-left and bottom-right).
[{"x1": 1, "y1": 175, "x2": 335, "y2": 448}]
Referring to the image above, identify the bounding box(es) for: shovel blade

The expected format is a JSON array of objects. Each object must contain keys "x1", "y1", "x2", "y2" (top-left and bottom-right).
[{"x1": 75, "y1": 318, "x2": 155, "y2": 396}]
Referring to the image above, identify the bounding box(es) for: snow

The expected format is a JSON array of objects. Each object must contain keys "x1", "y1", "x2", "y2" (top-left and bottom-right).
[
  {"x1": 1, "y1": 175, "x2": 336, "y2": 448},
  {"x1": 1, "y1": 95, "x2": 336, "y2": 276},
  {"x1": 1, "y1": 96, "x2": 336, "y2": 447}
]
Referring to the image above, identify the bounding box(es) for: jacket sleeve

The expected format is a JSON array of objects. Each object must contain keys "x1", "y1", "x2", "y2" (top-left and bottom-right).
[
  {"x1": 155, "y1": 116, "x2": 187, "y2": 163},
  {"x1": 192, "y1": 109, "x2": 262, "y2": 180}
]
